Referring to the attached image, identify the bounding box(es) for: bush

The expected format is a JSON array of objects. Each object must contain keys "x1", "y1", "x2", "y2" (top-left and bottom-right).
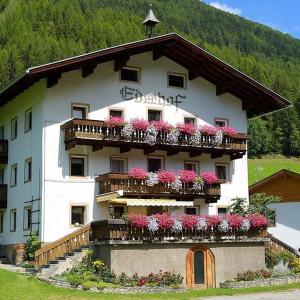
[
  {"x1": 266, "y1": 248, "x2": 295, "y2": 269},
  {"x1": 235, "y1": 269, "x2": 272, "y2": 281},
  {"x1": 24, "y1": 232, "x2": 41, "y2": 262},
  {"x1": 289, "y1": 258, "x2": 300, "y2": 274}
]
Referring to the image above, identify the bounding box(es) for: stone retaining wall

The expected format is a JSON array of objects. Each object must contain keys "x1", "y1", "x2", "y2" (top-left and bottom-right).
[{"x1": 220, "y1": 276, "x2": 300, "y2": 289}]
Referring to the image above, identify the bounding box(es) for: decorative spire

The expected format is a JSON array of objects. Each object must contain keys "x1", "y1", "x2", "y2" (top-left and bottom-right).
[{"x1": 142, "y1": 3, "x2": 159, "y2": 38}]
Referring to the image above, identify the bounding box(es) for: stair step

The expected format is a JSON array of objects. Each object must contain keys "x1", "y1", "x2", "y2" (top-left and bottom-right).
[
  {"x1": 67, "y1": 252, "x2": 74, "y2": 257},
  {"x1": 57, "y1": 256, "x2": 66, "y2": 261},
  {"x1": 42, "y1": 264, "x2": 50, "y2": 269},
  {"x1": 74, "y1": 248, "x2": 83, "y2": 253},
  {"x1": 49, "y1": 260, "x2": 59, "y2": 265}
]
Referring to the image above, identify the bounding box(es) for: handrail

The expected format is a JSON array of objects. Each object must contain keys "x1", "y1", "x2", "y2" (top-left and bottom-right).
[{"x1": 35, "y1": 223, "x2": 91, "y2": 268}]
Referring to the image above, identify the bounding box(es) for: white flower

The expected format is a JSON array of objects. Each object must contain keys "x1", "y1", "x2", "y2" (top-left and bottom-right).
[
  {"x1": 218, "y1": 219, "x2": 230, "y2": 233},
  {"x1": 196, "y1": 217, "x2": 208, "y2": 231},
  {"x1": 147, "y1": 216, "x2": 159, "y2": 232},
  {"x1": 213, "y1": 130, "x2": 223, "y2": 146},
  {"x1": 171, "y1": 176, "x2": 182, "y2": 191},
  {"x1": 190, "y1": 130, "x2": 202, "y2": 146},
  {"x1": 171, "y1": 218, "x2": 183, "y2": 233},
  {"x1": 166, "y1": 129, "x2": 180, "y2": 144},
  {"x1": 193, "y1": 177, "x2": 204, "y2": 192},
  {"x1": 145, "y1": 125, "x2": 158, "y2": 146},
  {"x1": 146, "y1": 172, "x2": 159, "y2": 186},
  {"x1": 240, "y1": 219, "x2": 251, "y2": 232},
  {"x1": 121, "y1": 123, "x2": 134, "y2": 140}
]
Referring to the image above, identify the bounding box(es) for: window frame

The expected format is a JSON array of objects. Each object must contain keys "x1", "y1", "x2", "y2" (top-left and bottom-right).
[
  {"x1": 24, "y1": 108, "x2": 32, "y2": 133},
  {"x1": 147, "y1": 155, "x2": 165, "y2": 172},
  {"x1": 10, "y1": 164, "x2": 18, "y2": 187},
  {"x1": 11, "y1": 117, "x2": 18, "y2": 140},
  {"x1": 0, "y1": 126, "x2": 4, "y2": 140},
  {"x1": 217, "y1": 206, "x2": 228, "y2": 216},
  {"x1": 0, "y1": 211, "x2": 4, "y2": 233},
  {"x1": 147, "y1": 109, "x2": 162, "y2": 122},
  {"x1": 24, "y1": 157, "x2": 32, "y2": 183},
  {"x1": 184, "y1": 161, "x2": 199, "y2": 174},
  {"x1": 69, "y1": 155, "x2": 88, "y2": 178},
  {"x1": 0, "y1": 169, "x2": 4, "y2": 185},
  {"x1": 167, "y1": 72, "x2": 187, "y2": 89},
  {"x1": 185, "y1": 207, "x2": 198, "y2": 215},
  {"x1": 119, "y1": 66, "x2": 141, "y2": 84},
  {"x1": 23, "y1": 206, "x2": 32, "y2": 231},
  {"x1": 70, "y1": 204, "x2": 87, "y2": 227},
  {"x1": 109, "y1": 109, "x2": 124, "y2": 118},
  {"x1": 71, "y1": 103, "x2": 90, "y2": 119},
  {"x1": 110, "y1": 156, "x2": 128, "y2": 173},
  {"x1": 214, "y1": 118, "x2": 229, "y2": 128},
  {"x1": 184, "y1": 117, "x2": 196, "y2": 125},
  {"x1": 10, "y1": 209, "x2": 17, "y2": 232},
  {"x1": 215, "y1": 163, "x2": 230, "y2": 183}
]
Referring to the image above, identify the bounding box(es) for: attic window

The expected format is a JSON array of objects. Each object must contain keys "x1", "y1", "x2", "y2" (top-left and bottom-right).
[
  {"x1": 120, "y1": 67, "x2": 140, "y2": 83},
  {"x1": 168, "y1": 73, "x2": 186, "y2": 89}
]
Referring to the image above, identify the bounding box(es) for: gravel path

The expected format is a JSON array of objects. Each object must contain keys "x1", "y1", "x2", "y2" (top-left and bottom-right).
[
  {"x1": 0, "y1": 263, "x2": 25, "y2": 273},
  {"x1": 200, "y1": 289, "x2": 300, "y2": 300}
]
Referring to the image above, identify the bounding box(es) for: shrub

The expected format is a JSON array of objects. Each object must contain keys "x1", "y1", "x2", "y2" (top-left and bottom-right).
[
  {"x1": 235, "y1": 269, "x2": 272, "y2": 281},
  {"x1": 24, "y1": 231, "x2": 41, "y2": 262},
  {"x1": 289, "y1": 258, "x2": 300, "y2": 274}
]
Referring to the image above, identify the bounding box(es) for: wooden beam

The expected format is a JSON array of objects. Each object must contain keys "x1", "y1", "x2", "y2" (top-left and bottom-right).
[
  {"x1": 92, "y1": 144, "x2": 103, "y2": 152},
  {"x1": 82, "y1": 63, "x2": 97, "y2": 78},
  {"x1": 65, "y1": 141, "x2": 76, "y2": 150},
  {"x1": 167, "y1": 149, "x2": 179, "y2": 156},
  {"x1": 119, "y1": 145, "x2": 131, "y2": 154},
  {"x1": 47, "y1": 73, "x2": 61, "y2": 88},
  {"x1": 189, "y1": 150, "x2": 202, "y2": 158},
  {"x1": 230, "y1": 153, "x2": 244, "y2": 160},
  {"x1": 153, "y1": 45, "x2": 166, "y2": 61},
  {"x1": 216, "y1": 80, "x2": 233, "y2": 96},
  {"x1": 114, "y1": 54, "x2": 130, "y2": 72},
  {"x1": 188, "y1": 63, "x2": 208, "y2": 80}
]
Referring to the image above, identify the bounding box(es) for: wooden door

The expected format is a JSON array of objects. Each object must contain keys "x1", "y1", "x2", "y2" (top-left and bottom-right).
[{"x1": 186, "y1": 245, "x2": 216, "y2": 289}]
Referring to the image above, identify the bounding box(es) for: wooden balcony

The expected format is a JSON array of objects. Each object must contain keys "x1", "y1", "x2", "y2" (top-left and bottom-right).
[
  {"x1": 0, "y1": 184, "x2": 7, "y2": 209},
  {"x1": 96, "y1": 173, "x2": 221, "y2": 202},
  {"x1": 61, "y1": 119, "x2": 249, "y2": 160},
  {"x1": 0, "y1": 140, "x2": 8, "y2": 164}
]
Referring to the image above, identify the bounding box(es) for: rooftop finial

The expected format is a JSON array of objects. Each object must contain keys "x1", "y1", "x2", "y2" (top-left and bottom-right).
[{"x1": 142, "y1": 2, "x2": 159, "y2": 38}]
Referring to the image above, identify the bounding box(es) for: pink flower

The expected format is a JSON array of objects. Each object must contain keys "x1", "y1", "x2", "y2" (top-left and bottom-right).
[
  {"x1": 200, "y1": 125, "x2": 217, "y2": 136},
  {"x1": 104, "y1": 116, "x2": 126, "y2": 128},
  {"x1": 128, "y1": 214, "x2": 149, "y2": 228},
  {"x1": 128, "y1": 167, "x2": 148, "y2": 180},
  {"x1": 201, "y1": 172, "x2": 218, "y2": 184},
  {"x1": 219, "y1": 126, "x2": 237, "y2": 137},
  {"x1": 227, "y1": 214, "x2": 244, "y2": 229},
  {"x1": 179, "y1": 170, "x2": 197, "y2": 183},
  {"x1": 154, "y1": 214, "x2": 174, "y2": 229},
  {"x1": 157, "y1": 170, "x2": 176, "y2": 183},
  {"x1": 181, "y1": 214, "x2": 198, "y2": 229},
  {"x1": 205, "y1": 215, "x2": 221, "y2": 227},
  {"x1": 130, "y1": 118, "x2": 149, "y2": 131},
  {"x1": 151, "y1": 120, "x2": 173, "y2": 132},
  {"x1": 176, "y1": 123, "x2": 196, "y2": 135},
  {"x1": 247, "y1": 214, "x2": 269, "y2": 229}
]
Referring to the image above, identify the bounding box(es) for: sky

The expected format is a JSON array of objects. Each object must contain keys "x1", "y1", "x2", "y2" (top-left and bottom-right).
[{"x1": 202, "y1": 0, "x2": 300, "y2": 39}]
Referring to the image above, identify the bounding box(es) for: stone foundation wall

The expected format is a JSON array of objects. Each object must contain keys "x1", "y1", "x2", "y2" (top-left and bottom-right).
[{"x1": 93, "y1": 240, "x2": 266, "y2": 287}]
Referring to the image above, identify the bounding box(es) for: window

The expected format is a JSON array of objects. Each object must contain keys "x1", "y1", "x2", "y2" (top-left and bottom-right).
[
  {"x1": 24, "y1": 108, "x2": 32, "y2": 132},
  {"x1": 0, "y1": 126, "x2": 4, "y2": 139},
  {"x1": 23, "y1": 206, "x2": 31, "y2": 231},
  {"x1": 214, "y1": 118, "x2": 228, "y2": 128},
  {"x1": 109, "y1": 110, "x2": 123, "y2": 118},
  {"x1": 120, "y1": 67, "x2": 140, "y2": 83},
  {"x1": 0, "y1": 211, "x2": 3, "y2": 233},
  {"x1": 217, "y1": 207, "x2": 227, "y2": 216},
  {"x1": 71, "y1": 104, "x2": 89, "y2": 119},
  {"x1": 168, "y1": 73, "x2": 186, "y2": 89},
  {"x1": 111, "y1": 157, "x2": 127, "y2": 173},
  {"x1": 10, "y1": 209, "x2": 16, "y2": 232},
  {"x1": 185, "y1": 207, "x2": 197, "y2": 215},
  {"x1": 70, "y1": 156, "x2": 87, "y2": 177},
  {"x1": 184, "y1": 117, "x2": 196, "y2": 125},
  {"x1": 215, "y1": 164, "x2": 228, "y2": 182},
  {"x1": 113, "y1": 206, "x2": 125, "y2": 219},
  {"x1": 148, "y1": 156, "x2": 164, "y2": 172},
  {"x1": 184, "y1": 161, "x2": 198, "y2": 173},
  {"x1": 24, "y1": 158, "x2": 32, "y2": 183},
  {"x1": 0, "y1": 169, "x2": 4, "y2": 184},
  {"x1": 10, "y1": 164, "x2": 17, "y2": 187},
  {"x1": 71, "y1": 206, "x2": 85, "y2": 225},
  {"x1": 148, "y1": 110, "x2": 162, "y2": 122},
  {"x1": 11, "y1": 117, "x2": 18, "y2": 140}
]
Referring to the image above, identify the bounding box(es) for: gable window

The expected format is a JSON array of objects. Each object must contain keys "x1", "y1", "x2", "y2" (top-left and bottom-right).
[
  {"x1": 111, "y1": 157, "x2": 127, "y2": 173},
  {"x1": 215, "y1": 164, "x2": 229, "y2": 182},
  {"x1": 217, "y1": 207, "x2": 228, "y2": 216},
  {"x1": 0, "y1": 211, "x2": 3, "y2": 233},
  {"x1": 184, "y1": 117, "x2": 196, "y2": 125},
  {"x1": 70, "y1": 155, "x2": 87, "y2": 177},
  {"x1": 148, "y1": 156, "x2": 164, "y2": 172},
  {"x1": 148, "y1": 110, "x2": 162, "y2": 122},
  {"x1": 71, "y1": 205, "x2": 86, "y2": 226},
  {"x1": 71, "y1": 103, "x2": 89, "y2": 119},
  {"x1": 10, "y1": 209, "x2": 16, "y2": 232},
  {"x1": 25, "y1": 108, "x2": 32, "y2": 133},
  {"x1": 23, "y1": 206, "x2": 32, "y2": 231},
  {"x1": 214, "y1": 118, "x2": 228, "y2": 128},
  {"x1": 0, "y1": 169, "x2": 4, "y2": 184},
  {"x1": 184, "y1": 161, "x2": 198, "y2": 173},
  {"x1": 24, "y1": 158, "x2": 32, "y2": 183},
  {"x1": 11, "y1": 117, "x2": 18, "y2": 140},
  {"x1": 109, "y1": 110, "x2": 123, "y2": 118},
  {"x1": 120, "y1": 67, "x2": 140, "y2": 83},
  {"x1": 168, "y1": 73, "x2": 186, "y2": 89},
  {"x1": 0, "y1": 126, "x2": 4, "y2": 139},
  {"x1": 10, "y1": 164, "x2": 17, "y2": 187}
]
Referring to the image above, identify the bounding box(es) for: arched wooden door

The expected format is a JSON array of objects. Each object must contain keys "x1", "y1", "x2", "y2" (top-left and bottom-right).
[{"x1": 186, "y1": 245, "x2": 216, "y2": 289}]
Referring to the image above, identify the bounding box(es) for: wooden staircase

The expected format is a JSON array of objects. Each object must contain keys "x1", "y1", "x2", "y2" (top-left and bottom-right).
[{"x1": 35, "y1": 223, "x2": 91, "y2": 268}]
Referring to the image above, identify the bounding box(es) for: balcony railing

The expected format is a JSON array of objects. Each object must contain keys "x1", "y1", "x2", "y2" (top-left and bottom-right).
[
  {"x1": 0, "y1": 184, "x2": 7, "y2": 209},
  {"x1": 96, "y1": 173, "x2": 221, "y2": 201},
  {"x1": 61, "y1": 119, "x2": 249, "y2": 159},
  {"x1": 0, "y1": 140, "x2": 8, "y2": 164}
]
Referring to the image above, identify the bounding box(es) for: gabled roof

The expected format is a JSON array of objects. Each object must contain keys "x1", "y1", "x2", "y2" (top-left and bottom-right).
[
  {"x1": 249, "y1": 169, "x2": 300, "y2": 194},
  {"x1": 0, "y1": 33, "x2": 291, "y2": 117}
]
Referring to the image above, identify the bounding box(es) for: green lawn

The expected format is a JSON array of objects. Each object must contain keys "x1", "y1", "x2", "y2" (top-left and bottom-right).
[
  {"x1": 1, "y1": 269, "x2": 300, "y2": 300},
  {"x1": 248, "y1": 157, "x2": 300, "y2": 185}
]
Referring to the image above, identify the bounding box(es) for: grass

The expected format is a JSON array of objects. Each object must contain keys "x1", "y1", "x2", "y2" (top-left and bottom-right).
[
  {"x1": 248, "y1": 157, "x2": 300, "y2": 185},
  {"x1": 1, "y1": 269, "x2": 300, "y2": 300}
]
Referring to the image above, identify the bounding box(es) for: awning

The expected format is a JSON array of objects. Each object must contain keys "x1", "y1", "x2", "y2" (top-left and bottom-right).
[
  {"x1": 96, "y1": 190, "x2": 123, "y2": 203},
  {"x1": 105, "y1": 198, "x2": 194, "y2": 207}
]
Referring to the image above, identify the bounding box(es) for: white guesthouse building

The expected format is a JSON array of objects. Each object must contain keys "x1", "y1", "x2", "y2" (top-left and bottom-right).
[{"x1": 0, "y1": 33, "x2": 289, "y2": 261}]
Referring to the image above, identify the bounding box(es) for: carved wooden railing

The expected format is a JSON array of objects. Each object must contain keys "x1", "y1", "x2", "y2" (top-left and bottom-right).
[
  {"x1": 96, "y1": 173, "x2": 221, "y2": 198},
  {"x1": 0, "y1": 140, "x2": 8, "y2": 164},
  {"x1": 0, "y1": 184, "x2": 7, "y2": 209},
  {"x1": 35, "y1": 223, "x2": 91, "y2": 268},
  {"x1": 61, "y1": 119, "x2": 248, "y2": 157}
]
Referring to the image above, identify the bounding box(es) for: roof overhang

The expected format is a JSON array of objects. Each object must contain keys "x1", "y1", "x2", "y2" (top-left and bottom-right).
[{"x1": 0, "y1": 33, "x2": 291, "y2": 117}]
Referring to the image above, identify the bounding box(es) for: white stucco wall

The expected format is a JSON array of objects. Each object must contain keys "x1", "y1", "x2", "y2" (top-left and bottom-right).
[{"x1": 268, "y1": 202, "x2": 300, "y2": 253}]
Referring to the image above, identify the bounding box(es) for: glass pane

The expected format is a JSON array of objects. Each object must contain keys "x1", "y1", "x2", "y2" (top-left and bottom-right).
[
  {"x1": 148, "y1": 110, "x2": 161, "y2": 121},
  {"x1": 71, "y1": 206, "x2": 85, "y2": 225},
  {"x1": 218, "y1": 207, "x2": 227, "y2": 216},
  {"x1": 110, "y1": 110, "x2": 122, "y2": 118},
  {"x1": 215, "y1": 120, "x2": 227, "y2": 127},
  {"x1": 168, "y1": 74, "x2": 185, "y2": 88},
  {"x1": 216, "y1": 166, "x2": 226, "y2": 180},
  {"x1": 71, "y1": 158, "x2": 85, "y2": 176},
  {"x1": 148, "y1": 158, "x2": 162, "y2": 172},
  {"x1": 185, "y1": 207, "x2": 197, "y2": 215},
  {"x1": 111, "y1": 159, "x2": 125, "y2": 173},
  {"x1": 0, "y1": 126, "x2": 4, "y2": 139},
  {"x1": 72, "y1": 107, "x2": 86, "y2": 119},
  {"x1": 184, "y1": 118, "x2": 195, "y2": 125},
  {"x1": 121, "y1": 68, "x2": 138, "y2": 82},
  {"x1": 0, "y1": 169, "x2": 4, "y2": 184},
  {"x1": 184, "y1": 163, "x2": 196, "y2": 172},
  {"x1": 25, "y1": 110, "x2": 32, "y2": 131},
  {"x1": 194, "y1": 251, "x2": 205, "y2": 284}
]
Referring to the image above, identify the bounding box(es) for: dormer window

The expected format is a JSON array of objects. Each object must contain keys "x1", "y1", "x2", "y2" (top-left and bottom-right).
[
  {"x1": 168, "y1": 73, "x2": 186, "y2": 89},
  {"x1": 120, "y1": 67, "x2": 140, "y2": 83}
]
